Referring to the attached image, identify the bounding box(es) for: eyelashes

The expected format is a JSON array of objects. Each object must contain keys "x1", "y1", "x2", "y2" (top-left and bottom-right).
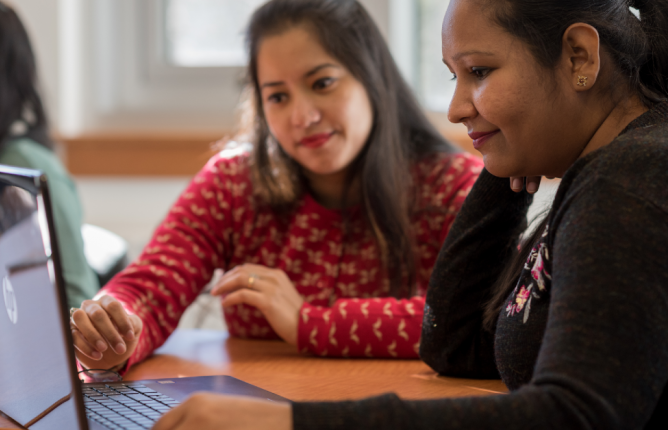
[
  {"x1": 448, "y1": 67, "x2": 492, "y2": 82},
  {"x1": 471, "y1": 67, "x2": 491, "y2": 79}
]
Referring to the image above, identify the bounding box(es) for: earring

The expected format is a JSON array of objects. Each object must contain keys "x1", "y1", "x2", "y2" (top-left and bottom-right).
[{"x1": 577, "y1": 75, "x2": 588, "y2": 87}]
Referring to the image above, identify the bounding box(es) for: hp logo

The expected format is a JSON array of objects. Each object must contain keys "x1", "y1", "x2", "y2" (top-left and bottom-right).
[{"x1": 3, "y1": 276, "x2": 17, "y2": 324}]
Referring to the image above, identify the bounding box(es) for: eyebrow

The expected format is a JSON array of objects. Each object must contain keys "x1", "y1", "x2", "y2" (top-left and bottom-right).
[
  {"x1": 260, "y1": 63, "x2": 340, "y2": 89},
  {"x1": 448, "y1": 50, "x2": 496, "y2": 62}
]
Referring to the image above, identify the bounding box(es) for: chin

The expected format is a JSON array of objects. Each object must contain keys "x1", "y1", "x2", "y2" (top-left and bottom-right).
[
  {"x1": 302, "y1": 162, "x2": 347, "y2": 177},
  {"x1": 482, "y1": 155, "x2": 521, "y2": 179}
]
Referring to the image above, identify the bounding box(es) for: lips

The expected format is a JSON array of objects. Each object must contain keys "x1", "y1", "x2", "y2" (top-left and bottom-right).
[
  {"x1": 299, "y1": 132, "x2": 334, "y2": 149},
  {"x1": 468, "y1": 130, "x2": 500, "y2": 150}
]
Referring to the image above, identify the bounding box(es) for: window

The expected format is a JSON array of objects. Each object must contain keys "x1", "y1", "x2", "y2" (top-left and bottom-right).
[
  {"x1": 165, "y1": 0, "x2": 266, "y2": 67},
  {"x1": 417, "y1": 0, "x2": 454, "y2": 112}
]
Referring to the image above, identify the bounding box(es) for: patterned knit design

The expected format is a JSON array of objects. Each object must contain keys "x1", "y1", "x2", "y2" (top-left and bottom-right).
[{"x1": 100, "y1": 150, "x2": 482, "y2": 369}]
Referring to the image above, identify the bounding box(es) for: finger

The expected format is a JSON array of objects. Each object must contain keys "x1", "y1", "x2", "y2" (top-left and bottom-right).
[
  {"x1": 222, "y1": 288, "x2": 266, "y2": 310},
  {"x1": 99, "y1": 295, "x2": 135, "y2": 340},
  {"x1": 152, "y1": 402, "x2": 188, "y2": 430},
  {"x1": 212, "y1": 270, "x2": 270, "y2": 296},
  {"x1": 71, "y1": 326, "x2": 102, "y2": 360},
  {"x1": 525, "y1": 176, "x2": 542, "y2": 194},
  {"x1": 217, "y1": 264, "x2": 244, "y2": 283},
  {"x1": 211, "y1": 271, "x2": 251, "y2": 296},
  {"x1": 72, "y1": 304, "x2": 110, "y2": 353},
  {"x1": 128, "y1": 314, "x2": 143, "y2": 338},
  {"x1": 510, "y1": 177, "x2": 524, "y2": 192},
  {"x1": 81, "y1": 300, "x2": 127, "y2": 355}
]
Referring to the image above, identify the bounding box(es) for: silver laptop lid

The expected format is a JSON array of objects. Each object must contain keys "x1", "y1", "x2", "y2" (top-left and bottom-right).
[{"x1": 0, "y1": 165, "x2": 88, "y2": 429}]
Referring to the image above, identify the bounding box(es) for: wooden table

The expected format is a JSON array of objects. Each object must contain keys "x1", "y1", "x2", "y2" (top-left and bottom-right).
[{"x1": 1, "y1": 329, "x2": 507, "y2": 428}]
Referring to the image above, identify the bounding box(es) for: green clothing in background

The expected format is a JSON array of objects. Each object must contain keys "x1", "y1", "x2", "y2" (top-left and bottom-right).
[{"x1": 0, "y1": 137, "x2": 99, "y2": 308}]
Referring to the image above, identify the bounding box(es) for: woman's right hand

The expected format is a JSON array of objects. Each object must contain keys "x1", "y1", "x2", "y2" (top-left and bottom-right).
[
  {"x1": 510, "y1": 176, "x2": 542, "y2": 194},
  {"x1": 70, "y1": 295, "x2": 142, "y2": 371}
]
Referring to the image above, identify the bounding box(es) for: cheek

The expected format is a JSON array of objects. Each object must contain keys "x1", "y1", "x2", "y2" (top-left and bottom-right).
[{"x1": 263, "y1": 108, "x2": 291, "y2": 145}]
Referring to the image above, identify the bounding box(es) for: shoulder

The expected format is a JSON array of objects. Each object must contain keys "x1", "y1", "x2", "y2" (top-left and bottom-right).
[
  {"x1": 562, "y1": 121, "x2": 668, "y2": 211},
  {"x1": 412, "y1": 152, "x2": 483, "y2": 205},
  {"x1": 0, "y1": 137, "x2": 71, "y2": 182},
  {"x1": 198, "y1": 142, "x2": 253, "y2": 184},
  {"x1": 412, "y1": 151, "x2": 483, "y2": 186},
  {"x1": 552, "y1": 119, "x2": 668, "y2": 237}
]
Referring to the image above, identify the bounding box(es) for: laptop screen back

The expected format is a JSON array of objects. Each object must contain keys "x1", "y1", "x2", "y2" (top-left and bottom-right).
[{"x1": 0, "y1": 170, "x2": 84, "y2": 429}]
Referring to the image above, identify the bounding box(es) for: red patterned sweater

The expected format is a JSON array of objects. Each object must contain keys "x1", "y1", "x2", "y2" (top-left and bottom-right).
[{"x1": 101, "y1": 150, "x2": 482, "y2": 369}]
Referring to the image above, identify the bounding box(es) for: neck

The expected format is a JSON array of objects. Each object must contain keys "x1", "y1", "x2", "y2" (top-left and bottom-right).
[
  {"x1": 578, "y1": 95, "x2": 649, "y2": 160},
  {"x1": 302, "y1": 168, "x2": 360, "y2": 209}
]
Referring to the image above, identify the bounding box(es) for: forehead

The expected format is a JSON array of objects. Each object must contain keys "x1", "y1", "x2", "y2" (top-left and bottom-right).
[
  {"x1": 256, "y1": 26, "x2": 339, "y2": 82},
  {"x1": 441, "y1": 0, "x2": 513, "y2": 59}
]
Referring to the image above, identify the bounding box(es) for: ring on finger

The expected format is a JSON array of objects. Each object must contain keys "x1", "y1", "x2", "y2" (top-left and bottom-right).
[
  {"x1": 70, "y1": 307, "x2": 79, "y2": 319},
  {"x1": 247, "y1": 273, "x2": 259, "y2": 289}
]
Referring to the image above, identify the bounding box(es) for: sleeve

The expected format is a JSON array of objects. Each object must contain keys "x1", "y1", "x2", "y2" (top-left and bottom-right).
[
  {"x1": 101, "y1": 155, "x2": 237, "y2": 370},
  {"x1": 292, "y1": 178, "x2": 668, "y2": 430},
  {"x1": 295, "y1": 155, "x2": 484, "y2": 359},
  {"x1": 420, "y1": 169, "x2": 533, "y2": 378},
  {"x1": 297, "y1": 298, "x2": 424, "y2": 358}
]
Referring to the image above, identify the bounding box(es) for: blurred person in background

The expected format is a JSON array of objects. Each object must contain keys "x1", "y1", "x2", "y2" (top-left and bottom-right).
[
  {"x1": 69, "y1": 0, "x2": 484, "y2": 375},
  {"x1": 0, "y1": 1, "x2": 99, "y2": 308}
]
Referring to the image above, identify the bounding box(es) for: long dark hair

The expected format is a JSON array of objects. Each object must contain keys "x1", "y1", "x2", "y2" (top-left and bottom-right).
[
  {"x1": 244, "y1": 0, "x2": 457, "y2": 297},
  {"x1": 483, "y1": 0, "x2": 668, "y2": 330},
  {"x1": 0, "y1": 1, "x2": 52, "y2": 150}
]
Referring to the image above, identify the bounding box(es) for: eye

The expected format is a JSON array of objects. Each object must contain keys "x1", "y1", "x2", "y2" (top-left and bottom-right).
[
  {"x1": 471, "y1": 67, "x2": 491, "y2": 79},
  {"x1": 267, "y1": 93, "x2": 287, "y2": 104},
  {"x1": 313, "y1": 77, "x2": 335, "y2": 90}
]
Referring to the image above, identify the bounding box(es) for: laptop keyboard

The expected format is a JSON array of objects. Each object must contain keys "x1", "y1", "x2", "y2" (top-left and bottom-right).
[{"x1": 83, "y1": 383, "x2": 180, "y2": 430}]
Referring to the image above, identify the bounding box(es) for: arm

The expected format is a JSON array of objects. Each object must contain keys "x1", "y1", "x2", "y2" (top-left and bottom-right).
[
  {"x1": 73, "y1": 155, "x2": 241, "y2": 371},
  {"x1": 105, "y1": 156, "x2": 238, "y2": 368},
  {"x1": 420, "y1": 168, "x2": 533, "y2": 378},
  {"x1": 297, "y1": 297, "x2": 424, "y2": 358},
  {"x1": 292, "y1": 178, "x2": 668, "y2": 430}
]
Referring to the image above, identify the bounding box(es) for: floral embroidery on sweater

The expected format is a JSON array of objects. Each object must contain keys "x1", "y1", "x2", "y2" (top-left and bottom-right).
[{"x1": 506, "y1": 225, "x2": 552, "y2": 323}]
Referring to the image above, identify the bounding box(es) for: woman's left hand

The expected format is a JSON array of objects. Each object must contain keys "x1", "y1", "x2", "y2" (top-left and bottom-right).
[
  {"x1": 211, "y1": 264, "x2": 304, "y2": 345},
  {"x1": 152, "y1": 393, "x2": 292, "y2": 430}
]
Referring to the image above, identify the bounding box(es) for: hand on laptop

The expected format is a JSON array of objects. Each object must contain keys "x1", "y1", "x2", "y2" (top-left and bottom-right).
[
  {"x1": 152, "y1": 393, "x2": 291, "y2": 430},
  {"x1": 211, "y1": 264, "x2": 304, "y2": 346},
  {"x1": 70, "y1": 294, "x2": 143, "y2": 371}
]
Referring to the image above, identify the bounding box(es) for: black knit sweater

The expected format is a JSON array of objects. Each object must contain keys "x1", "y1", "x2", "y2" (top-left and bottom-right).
[{"x1": 292, "y1": 102, "x2": 668, "y2": 429}]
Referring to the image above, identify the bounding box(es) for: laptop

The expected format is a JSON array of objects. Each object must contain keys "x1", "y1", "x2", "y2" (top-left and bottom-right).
[{"x1": 0, "y1": 165, "x2": 288, "y2": 430}]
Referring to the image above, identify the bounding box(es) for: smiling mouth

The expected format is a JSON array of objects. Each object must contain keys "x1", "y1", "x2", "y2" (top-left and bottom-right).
[
  {"x1": 468, "y1": 130, "x2": 500, "y2": 150},
  {"x1": 299, "y1": 132, "x2": 334, "y2": 148}
]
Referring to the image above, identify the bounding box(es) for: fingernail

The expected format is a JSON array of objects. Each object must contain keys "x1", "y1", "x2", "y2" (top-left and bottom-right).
[
  {"x1": 512, "y1": 178, "x2": 523, "y2": 191},
  {"x1": 125, "y1": 330, "x2": 135, "y2": 341},
  {"x1": 91, "y1": 351, "x2": 102, "y2": 360},
  {"x1": 526, "y1": 182, "x2": 538, "y2": 194},
  {"x1": 115, "y1": 343, "x2": 126, "y2": 354},
  {"x1": 96, "y1": 340, "x2": 108, "y2": 352}
]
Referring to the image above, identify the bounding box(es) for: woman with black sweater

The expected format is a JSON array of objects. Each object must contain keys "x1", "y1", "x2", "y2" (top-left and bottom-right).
[{"x1": 153, "y1": 0, "x2": 668, "y2": 429}]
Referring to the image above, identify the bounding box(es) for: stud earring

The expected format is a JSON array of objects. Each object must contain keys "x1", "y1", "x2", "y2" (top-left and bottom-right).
[{"x1": 577, "y1": 75, "x2": 588, "y2": 87}]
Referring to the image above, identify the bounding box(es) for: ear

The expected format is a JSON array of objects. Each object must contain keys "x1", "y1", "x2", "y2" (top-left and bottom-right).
[{"x1": 560, "y1": 23, "x2": 601, "y2": 92}]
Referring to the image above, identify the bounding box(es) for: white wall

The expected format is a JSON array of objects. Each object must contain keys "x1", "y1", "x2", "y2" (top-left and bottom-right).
[{"x1": 11, "y1": 0, "x2": 60, "y2": 129}]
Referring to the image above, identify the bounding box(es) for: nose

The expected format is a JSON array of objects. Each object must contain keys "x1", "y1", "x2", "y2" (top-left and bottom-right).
[
  {"x1": 447, "y1": 81, "x2": 477, "y2": 125},
  {"x1": 291, "y1": 93, "x2": 321, "y2": 128}
]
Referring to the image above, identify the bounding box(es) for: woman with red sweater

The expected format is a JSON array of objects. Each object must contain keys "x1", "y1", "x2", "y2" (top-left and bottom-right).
[{"x1": 69, "y1": 0, "x2": 482, "y2": 372}]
